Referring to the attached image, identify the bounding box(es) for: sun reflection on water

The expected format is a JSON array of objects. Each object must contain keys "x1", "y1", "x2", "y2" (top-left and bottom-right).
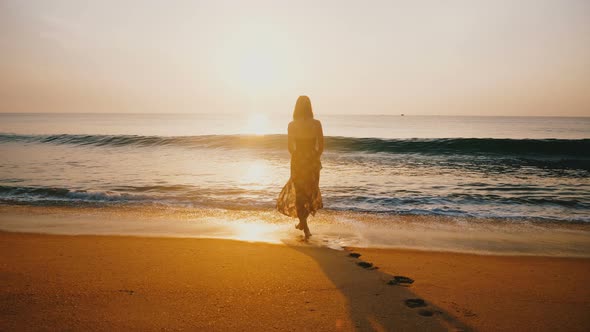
[{"x1": 239, "y1": 160, "x2": 274, "y2": 190}]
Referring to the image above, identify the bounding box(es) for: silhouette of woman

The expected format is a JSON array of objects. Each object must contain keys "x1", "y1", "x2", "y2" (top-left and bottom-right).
[{"x1": 277, "y1": 96, "x2": 324, "y2": 239}]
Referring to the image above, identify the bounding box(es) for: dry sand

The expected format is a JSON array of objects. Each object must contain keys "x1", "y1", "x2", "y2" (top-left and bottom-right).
[
  {"x1": 351, "y1": 248, "x2": 590, "y2": 332},
  {"x1": 1, "y1": 231, "x2": 589, "y2": 331}
]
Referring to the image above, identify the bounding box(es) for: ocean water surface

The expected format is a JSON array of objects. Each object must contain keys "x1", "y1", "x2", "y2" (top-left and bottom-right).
[
  {"x1": 1, "y1": 113, "x2": 589, "y2": 220},
  {"x1": 1, "y1": 113, "x2": 589, "y2": 254}
]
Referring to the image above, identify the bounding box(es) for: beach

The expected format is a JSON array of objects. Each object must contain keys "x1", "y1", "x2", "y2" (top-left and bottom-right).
[
  {"x1": 3, "y1": 1, "x2": 590, "y2": 330},
  {"x1": 2, "y1": 231, "x2": 589, "y2": 331}
]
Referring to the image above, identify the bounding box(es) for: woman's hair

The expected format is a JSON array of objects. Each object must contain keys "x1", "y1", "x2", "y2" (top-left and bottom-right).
[{"x1": 293, "y1": 95, "x2": 314, "y2": 121}]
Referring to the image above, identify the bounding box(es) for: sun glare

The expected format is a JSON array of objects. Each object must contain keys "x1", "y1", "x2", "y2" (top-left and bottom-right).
[
  {"x1": 239, "y1": 160, "x2": 273, "y2": 189},
  {"x1": 214, "y1": 23, "x2": 302, "y2": 100},
  {"x1": 234, "y1": 222, "x2": 268, "y2": 242}
]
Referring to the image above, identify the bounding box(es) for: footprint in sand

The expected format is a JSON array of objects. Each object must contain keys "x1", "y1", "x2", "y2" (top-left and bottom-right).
[
  {"x1": 404, "y1": 298, "x2": 427, "y2": 308},
  {"x1": 343, "y1": 252, "x2": 435, "y2": 319},
  {"x1": 418, "y1": 309, "x2": 434, "y2": 317},
  {"x1": 357, "y1": 261, "x2": 372, "y2": 268},
  {"x1": 356, "y1": 261, "x2": 378, "y2": 270},
  {"x1": 388, "y1": 276, "x2": 415, "y2": 286},
  {"x1": 343, "y1": 254, "x2": 433, "y2": 319},
  {"x1": 405, "y1": 299, "x2": 439, "y2": 318}
]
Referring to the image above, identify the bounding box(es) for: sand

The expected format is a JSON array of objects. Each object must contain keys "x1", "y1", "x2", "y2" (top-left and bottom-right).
[
  {"x1": 1, "y1": 232, "x2": 589, "y2": 331},
  {"x1": 351, "y1": 248, "x2": 590, "y2": 332}
]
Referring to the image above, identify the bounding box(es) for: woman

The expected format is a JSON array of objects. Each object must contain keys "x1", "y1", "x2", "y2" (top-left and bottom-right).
[{"x1": 277, "y1": 96, "x2": 324, "y2": 239}]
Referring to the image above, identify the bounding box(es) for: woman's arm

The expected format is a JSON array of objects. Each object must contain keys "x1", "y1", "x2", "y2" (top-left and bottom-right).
[
  {"x1": 287, "y1": 122, "x2": 295, "y2": 155},
  {"x1": 316, "y1": 120, "x2": 324, "y2": 156}
]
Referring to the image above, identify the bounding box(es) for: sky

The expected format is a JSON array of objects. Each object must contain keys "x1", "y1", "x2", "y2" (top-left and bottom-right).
[{"x1": 1, "y1": 0, "x2": 589, "y2": 116}]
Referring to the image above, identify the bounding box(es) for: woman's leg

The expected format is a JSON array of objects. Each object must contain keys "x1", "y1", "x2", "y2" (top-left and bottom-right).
[
  {"x1": 303, "y1": 220, "x2": 311, "y2": 238},
  {"x1": 296, "y1": 203, "x2": 311, "y2": 238},
  {"x1": 298, "y1": 216, "x2": 311, "y2": 238},
  {"x1": 293, "y1": 173, "x2": 312, "y2": 238}
]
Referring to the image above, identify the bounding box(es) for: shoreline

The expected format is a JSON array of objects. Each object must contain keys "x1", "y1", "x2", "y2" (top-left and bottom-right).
[
  {"x1": 1, "y1": 205, "x2": 590, "y2": 257},
  {"x1": 1, "y1": 231, "x2": 589, "y2": 331}
]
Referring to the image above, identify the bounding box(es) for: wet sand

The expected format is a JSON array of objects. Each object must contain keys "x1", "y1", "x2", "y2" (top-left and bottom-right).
[
  {"x1": 2, "y1": 205, "x2": 589, "y2": 258},
  {"x1": 1, "y1": 232, "x2": 589, "y2": 331}
]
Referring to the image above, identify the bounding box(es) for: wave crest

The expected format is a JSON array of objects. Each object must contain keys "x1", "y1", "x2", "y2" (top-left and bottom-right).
[{"x1": 1, "y1": 133, "x2": 588, "y2": 158}]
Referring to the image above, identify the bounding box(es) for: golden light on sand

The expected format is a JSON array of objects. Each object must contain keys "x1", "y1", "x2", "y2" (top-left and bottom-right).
[
  {"x1": 232, "y1": 221, "x2": 279, "y2": 243},
  {"x1": 243, "y1": 113, "x2": 271, "y2": 135}
]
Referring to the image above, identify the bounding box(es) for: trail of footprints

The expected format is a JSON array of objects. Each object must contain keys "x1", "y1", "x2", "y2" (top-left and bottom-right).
[{"x1": 347, "y1": 251, "x2": 439, "y2": 318}]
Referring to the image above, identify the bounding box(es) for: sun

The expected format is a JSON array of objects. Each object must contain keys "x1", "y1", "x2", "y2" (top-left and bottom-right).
[
  {"x1": 212, "y1": 22, "x2": 303, "y2": 99},
  {"x1": 243, "y1": 113, "x2": 271, "y2": 135}
]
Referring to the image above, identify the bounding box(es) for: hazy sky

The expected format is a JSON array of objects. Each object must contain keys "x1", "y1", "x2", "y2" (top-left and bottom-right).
[{"x1": 1, "y1": 0, "x2": 589, "y2": 116}]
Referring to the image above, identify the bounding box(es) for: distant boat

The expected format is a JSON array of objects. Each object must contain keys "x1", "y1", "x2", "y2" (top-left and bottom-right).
[{"x1": 400, "y1": 113, "x2": 405, "y2": 116}]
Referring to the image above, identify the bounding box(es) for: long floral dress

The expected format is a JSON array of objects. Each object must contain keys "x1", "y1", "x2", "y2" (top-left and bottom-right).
[{"x1": 277, "y1": 137, "x2": 323, "y2": 218}]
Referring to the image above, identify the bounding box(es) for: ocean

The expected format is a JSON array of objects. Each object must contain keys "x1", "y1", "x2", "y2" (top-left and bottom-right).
[
  {"x1": 2, "y1": 113, "x2": 589, "y2": 220},
  {"x1": 1, "y1": 113, "x2": 589, "y2": 254}
]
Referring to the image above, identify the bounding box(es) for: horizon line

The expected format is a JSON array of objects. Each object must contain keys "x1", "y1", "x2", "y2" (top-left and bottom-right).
[{"x1": 0, "y1": 112, "x2": 589, "y2": 118}]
